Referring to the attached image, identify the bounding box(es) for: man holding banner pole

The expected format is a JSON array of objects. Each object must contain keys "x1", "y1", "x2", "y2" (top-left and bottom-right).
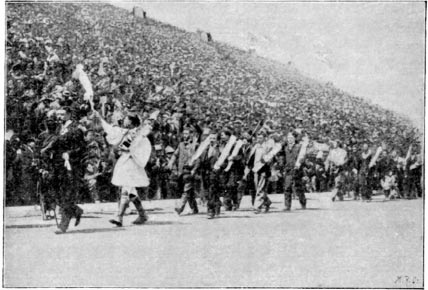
[
  {"x1": 250, "y1": 131, "x2": 272, "y2": 213},
  {"x1": 191, "y1": 131, "x2": 221, "y2": 218},
  {"x1": 168, "y1": 127, "x2": 199, "y2": 215}
]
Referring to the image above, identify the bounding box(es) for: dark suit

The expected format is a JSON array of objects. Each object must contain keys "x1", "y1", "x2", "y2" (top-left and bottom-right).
[
  {"x1": 50, "y1": 121, "x2": 85, "y2": 232},
  {"x1": 358, "y1": 151, "x2": 372, "y2": 200},
  {"x1": 284, "y1": 143, "x2": 306, "y2": 210},
  {"x1": 195, "y1": 145, "x2": 221, "y2": 217},
  {"x1": 223, "y1": 144, "x2": 245, "y2": 210},
  {"x1": 238, "y1": 144, "x2": 256, "y2": 206}
]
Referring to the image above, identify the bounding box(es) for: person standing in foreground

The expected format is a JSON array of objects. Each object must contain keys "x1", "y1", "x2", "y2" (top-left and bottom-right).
[
  {"x1": 95, "y1": 110, "x2": 152, "y2": 227},
  {"x1": 46, "y1": 107, "x2": 86, "y2": 233}
]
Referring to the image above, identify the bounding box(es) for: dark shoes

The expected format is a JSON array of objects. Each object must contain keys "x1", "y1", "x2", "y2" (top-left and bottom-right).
[
  {"x1": 215, "y1": 206, "x2": 221, "y2": 216},
  {"x1": 74, "y1": 207, "x2": 83, "y2": 226},
  {"x1": 56, "y1": 215, "x2": 70, "y2": 234},
  {"x1": 132, "y1": 215, "x2": 148, "y2": 225},
  {"x1": 55, "y1": 224, "x2": 68, "y2": 234},
  {"x1": 110, "y1": 215, "x2": 147, "y2": 226},
  {"x1": 109, "y1": 219, "x2": 123, "y2": 227},
  {"x1": 207, "y1": 210, "x2": 215, "y2": 219},
  {"x1": 265, "y1": 199, "x2": 272, "y2": 212}
]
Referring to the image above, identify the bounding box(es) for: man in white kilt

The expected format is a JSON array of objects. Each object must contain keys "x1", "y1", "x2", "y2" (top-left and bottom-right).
[{"x1": 94, "y1": 111, "x2": 152, "y2": 226}]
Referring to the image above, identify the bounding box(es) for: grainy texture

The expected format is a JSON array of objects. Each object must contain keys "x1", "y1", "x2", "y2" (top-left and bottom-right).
[{"x1": 4, "y1": 193, "x2": 423, "y2": 288}]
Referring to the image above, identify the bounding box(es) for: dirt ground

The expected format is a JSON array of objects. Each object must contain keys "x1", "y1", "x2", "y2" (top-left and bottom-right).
[{"x1": 4, "y1": 193, "x2": 424, "y2": 288}]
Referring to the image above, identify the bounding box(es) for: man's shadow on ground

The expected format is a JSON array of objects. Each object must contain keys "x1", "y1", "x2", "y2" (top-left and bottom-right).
[
  {"x1": 57, "y1": 227, "x2": 126, "y2": 234},
  {"x1": 6, "y1": 224, "x2": 56, "y2": 229}
]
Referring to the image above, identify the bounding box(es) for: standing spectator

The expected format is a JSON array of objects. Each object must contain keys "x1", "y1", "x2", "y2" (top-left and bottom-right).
[
  {"x1": 358, "y1": 143, "x2": 373, "y2": 201},
  {"x1": 15, "y1": 133, "x2": 39, "y2": 205},
  {"x1": 406, "y1": 145, "x2": 423, "y2": 199}
]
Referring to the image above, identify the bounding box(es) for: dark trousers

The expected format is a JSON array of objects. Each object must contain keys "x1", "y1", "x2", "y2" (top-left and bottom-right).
[
  {"x1": 408, "y1": 168, "x2": 422, "y2": 198},
  {"x1": 207, "y1": 171, "x2": 222, "y2": 216},
  {"x1": 176, "y1": 190, "x2": 198, "y2": 213},
  {"x1": 384, "y1": 189, "x2": 391, "y2": 198},
  {"x1": 255, "y1": 172, "x2": 271, "y2": 210},
  {"x1": 176, "y1": 172, "x2": 198, "y2": 214},
  {"x1": 359, "y1": 171, "x2": 372, "y2": 200},
  {"x1": 199, "y1": 170, "x2": 210, "y2": 204},
  {"x1": 223, "y1": 172, "x2": 242, "y2": 210},
  {"x1": 238, "y1": 172, "x2": 256, "y2": 206},
  {"x1": 284, "y1": 174, "x2": 306, "y2": 209},
  {"x1": 53, "y1": 169, "x2": 83, "y2": 231}
]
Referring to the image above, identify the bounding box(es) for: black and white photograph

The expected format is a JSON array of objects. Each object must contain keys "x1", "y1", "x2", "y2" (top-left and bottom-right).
[{"x1": 2, "y1": 0, "x2": 425, "y2": 288}]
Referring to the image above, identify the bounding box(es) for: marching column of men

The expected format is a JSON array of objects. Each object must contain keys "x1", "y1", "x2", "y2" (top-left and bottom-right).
[
  {"x1": 162, "y1": 124, "x2": 311, "y2": 218},
  {"x1": 24, "y1": 106, "x2": 423, "y2": 233}
]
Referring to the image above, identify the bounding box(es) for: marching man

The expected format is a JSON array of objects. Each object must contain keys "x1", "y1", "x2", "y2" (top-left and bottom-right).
[
  {"x1": 94, "y1": 110, "x2": 152, "y2": 227},
  {"x1": 283, "y1": 132, "x2": 308, "y2": 211},
  {"x1": 248, "y1": 131, "x2": 272, "y2": 213},
  {"x1": 44, "y1": 107, "x2": 86, "y2": 234},
  {"x1": 168, "y1": 127, "x2": 199, "y2": 215}
]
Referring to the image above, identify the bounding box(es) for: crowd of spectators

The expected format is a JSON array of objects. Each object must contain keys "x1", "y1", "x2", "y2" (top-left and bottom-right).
[{"x1": 5, "y1": 3, "x2": 422, "y2": 206}]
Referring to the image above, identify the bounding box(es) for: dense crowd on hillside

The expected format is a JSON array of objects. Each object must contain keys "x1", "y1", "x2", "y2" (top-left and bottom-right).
[{"x1": 6, "y1": 2, "x2": 422, "y2": 213}]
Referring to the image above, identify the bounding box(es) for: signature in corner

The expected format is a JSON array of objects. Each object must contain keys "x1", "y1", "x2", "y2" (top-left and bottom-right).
[{"x1": 395, "y1": 275, "x2": 421, "y2": 286}]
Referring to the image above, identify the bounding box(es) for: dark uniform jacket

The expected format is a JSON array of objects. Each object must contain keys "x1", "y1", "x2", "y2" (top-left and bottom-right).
[{"x1": 284, "y1": 143, "x2": 301, "y2": 175}]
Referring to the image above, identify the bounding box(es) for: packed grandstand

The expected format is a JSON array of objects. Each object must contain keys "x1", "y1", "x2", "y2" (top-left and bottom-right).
[{"x1": 5, "y1": 2, "x2": 422, "y2": 207}]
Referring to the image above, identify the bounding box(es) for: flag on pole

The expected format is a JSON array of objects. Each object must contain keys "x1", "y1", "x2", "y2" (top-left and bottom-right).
[{"x1": 72, "y1": 64, "x2": 94, "y2": 108}]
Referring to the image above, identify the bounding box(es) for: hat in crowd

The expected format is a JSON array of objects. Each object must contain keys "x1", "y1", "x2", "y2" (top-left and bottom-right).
[
  {"x1": 88, "y1": 141, "x2": 99, "y2": 148},
  {"x1": 52, "y1": 92, "x2": 64, "y2": 101},
  {"x1": 154, "y1": 144, "x2": 163, "y2": 151},
  {"x1": 40, "y1": 94, "x2": 54, "y2": 102},
  {"x1": 162, "y1": 112, "x2": 171, "y2": 119},
  {"x1": 257, "y1": 130, "x2": 267, "y2": 137},
  {"x1": 271, "y1": 133, "x2": 282, "y2": 142},
  {"x1": 62, "y1": 90, "x2": 71, "y2": 97},
  {"x1": 165, "y1": 146, "x2": 175, "y2": 154},
  {"x1": 185, "y1": 125, "x2": 197, "y2": 133},
  {"x1": 241, "y1": 132, "x2": 251, "y2": 140},
  {"x1": 149, "y1": 110, "x2": 160, "y2": 120},
  {"x1": 127, "y1": 105, "x2": 139, "y2": 114},
  {"x1": 55, "y1": 108, "x2": 66, "y2": 115}
]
